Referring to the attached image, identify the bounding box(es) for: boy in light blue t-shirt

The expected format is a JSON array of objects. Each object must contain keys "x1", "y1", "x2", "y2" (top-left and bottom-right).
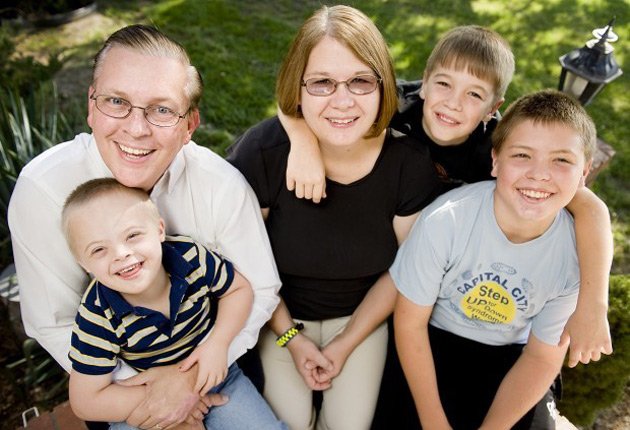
[{"x1": 392, "y1": 90, "x2": 596, "y2": 430}]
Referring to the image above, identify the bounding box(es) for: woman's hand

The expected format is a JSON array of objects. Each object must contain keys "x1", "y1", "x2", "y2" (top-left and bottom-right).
[
  {"x1": 316, "y1": 334, "x2": 354, "y2": 385},
  {"x1": 286, "y1": 334, "x2": 334, "y2": 390}
]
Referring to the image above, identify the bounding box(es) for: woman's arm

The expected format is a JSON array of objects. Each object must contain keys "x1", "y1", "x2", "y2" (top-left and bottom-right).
[
  {"x1": 480, "y1": 334, "x2": 567, "y2": 430},
  {"x1": 277, "y1": 107, "x2": 327, "y2": 202},
  {"x1": 394, "y1": 294, "x2": 452, "y2": 429},
  {"x1": 318, "y1": 213, "x2": 421, "y2": 381},
  {"x1": 561, "y1": 186, "x2": 613, "y2": 366},
  {"x1": 268, "y1": 298, "x2": 334, "y2": 390}
]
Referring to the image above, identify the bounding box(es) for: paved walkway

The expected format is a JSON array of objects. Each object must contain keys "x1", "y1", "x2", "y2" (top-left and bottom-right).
[
  {"x1": 16, "y1": 401, "x2": 579, "y2": 430},
  {"x1": 16, "y1": 401, "x2": 86, "y2": 430}
]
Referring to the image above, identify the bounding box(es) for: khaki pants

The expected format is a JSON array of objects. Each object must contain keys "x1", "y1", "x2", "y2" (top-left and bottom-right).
[{"x1": 259, "y1": 317, "x2": 388, "y2": 430}]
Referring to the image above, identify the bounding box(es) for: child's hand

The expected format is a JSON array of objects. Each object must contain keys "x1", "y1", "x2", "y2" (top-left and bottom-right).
[
  {"x1": 559, "y1": 307, "x2": 613, "y2": 367},
  {"x1": 179, "y1": 345, "x2": 228, "y2": 395},
  {"x1": 286, "y1": 144, "x2": 327, "y2": 203},
  {"x1": 278, "y1": 104, "x2": 327, "y2": 203},
  {"x1": 316, "y1": 334, "x2": 353, "y2": 385}
]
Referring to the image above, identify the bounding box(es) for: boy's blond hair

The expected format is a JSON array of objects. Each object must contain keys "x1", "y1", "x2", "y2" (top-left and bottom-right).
[
  {"x1": 276, "y1": 5, "x2": 397, "y2": 138},
  {"x1": 492, "y1": 89, "x2": 596, "y2": 161},
  {"x1": 62, "y1": 178, "x2": 161, "y2": 257},
  {"x1": 425, "y1": 26, "x2": 514, "y2": 102}
]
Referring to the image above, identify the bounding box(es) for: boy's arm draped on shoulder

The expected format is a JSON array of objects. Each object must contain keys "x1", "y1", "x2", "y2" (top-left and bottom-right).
[
  {"x1": 277, "y1": 106, "x2": 327, "y2": 203},
  {"x1": 560, "y1": 187, "x2": 613, "y2": 366}
]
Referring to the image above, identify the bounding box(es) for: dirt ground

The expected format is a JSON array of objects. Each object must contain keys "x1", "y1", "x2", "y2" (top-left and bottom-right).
[{"x1": 3, "y1": 6, "x2": 630, "y2": 430}]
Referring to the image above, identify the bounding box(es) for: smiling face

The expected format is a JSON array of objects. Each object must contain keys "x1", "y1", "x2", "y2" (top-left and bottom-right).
[
  {"x1": 299, "y1": 36, "x2": 381, "y2": 150},
  {"x1": 491, "y1": 119, "x2": 591, "y2": 242},
  {"x1": 420, "y1": 66, "x2": 502, "y2": 147},
  {"x1": 68, "y1": 190, "x2": 168, "y2": 300},
  {"x1": 88, "y1": 47, "x2": 200, "y2": 191}
]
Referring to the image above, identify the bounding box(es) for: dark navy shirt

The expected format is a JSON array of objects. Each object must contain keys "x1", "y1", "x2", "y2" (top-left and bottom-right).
[
  {"x1": 69, "y1": 235, "x2": 234, "y2": 375},
  {"x1": 390, "y1": 79, "x2": 499, "y2": 185}
]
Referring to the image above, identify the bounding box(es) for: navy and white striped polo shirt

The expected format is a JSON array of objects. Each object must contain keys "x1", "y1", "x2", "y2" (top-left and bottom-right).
[{"x1": 69, "y1": 235, "x2": 234, "y2": 375}]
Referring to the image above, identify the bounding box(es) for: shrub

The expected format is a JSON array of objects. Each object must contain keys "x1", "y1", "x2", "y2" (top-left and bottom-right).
[
  {"x1": 560, "y1": 274, "x2": 630, "y2": 425},
  {"x1": 0, "y1": 82, "x2": 86, "y2": 268}
]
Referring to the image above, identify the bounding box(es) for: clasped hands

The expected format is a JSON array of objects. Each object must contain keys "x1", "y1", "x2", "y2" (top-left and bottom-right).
[{"x1": 286, "y1": 333, "x2": 352, "y2": 390}]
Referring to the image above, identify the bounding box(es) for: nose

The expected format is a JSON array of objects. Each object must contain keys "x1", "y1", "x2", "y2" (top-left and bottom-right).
[
  {"x1": 329, "y1": 83, "x2": 355, "y2": 110},
  {"x1": 444, "y1": 91, "x2": 463, "y2": 111},
  {"x1": 526, "y1": 158, "x2": 551, "y2": 181},
  {"x1": 114, "y1": 243, "x2": 132, "y2": 261},
  {"x1": 123, "y1": 106, "x2": 152, "y2": 137}
]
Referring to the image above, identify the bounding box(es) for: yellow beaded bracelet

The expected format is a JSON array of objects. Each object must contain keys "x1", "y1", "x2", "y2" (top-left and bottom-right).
[{"x1": 276, "y1": 323, "x2": 304, "y2": 347}]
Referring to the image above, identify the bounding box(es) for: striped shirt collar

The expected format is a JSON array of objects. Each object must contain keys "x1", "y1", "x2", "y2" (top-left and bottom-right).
[{"x1": 97, "y1": 241, "x2": 194, "y2": 320}]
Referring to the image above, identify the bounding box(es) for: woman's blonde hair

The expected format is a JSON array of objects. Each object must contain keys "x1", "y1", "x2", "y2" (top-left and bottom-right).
[{"x1": 276, "y1": 5, "x2": 397, "y2": 138}]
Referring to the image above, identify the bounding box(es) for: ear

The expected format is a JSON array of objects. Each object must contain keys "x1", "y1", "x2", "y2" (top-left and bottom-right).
[
  {"x1": 184, "y1": 109, "x2": 201, "y2": 145},
  {"x1": 76, "y1": 257, "x2": 92, "y2": 275},
  {"x1": 490, "y1": 148, "x2": 499, "y2": 178},
  {"x1": 157, "y1": 218, "x2": 166, "y2": 242},
  {"x1": 484, "y1": 98, "x2": 504, "y2": 122},
  {"x1": 578, "y1": 159, "x2": 593, "y2": 188},
  {"x1": 419, "y1": 73, "x2": 427, "y2": 100},
  {"x1": 87, "y1": 86, "x2": 96, "y2": 129}
]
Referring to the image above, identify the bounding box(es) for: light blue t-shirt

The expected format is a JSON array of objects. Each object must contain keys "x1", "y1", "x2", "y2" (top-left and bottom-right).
[{"x1": 391, "y1": 181, "x2": 580, "y2": 346}]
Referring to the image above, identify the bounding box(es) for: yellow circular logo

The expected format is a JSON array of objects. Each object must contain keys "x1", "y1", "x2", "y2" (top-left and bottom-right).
[{"x1": 461, "y1": 282, "x2": 516, "y2": 324}]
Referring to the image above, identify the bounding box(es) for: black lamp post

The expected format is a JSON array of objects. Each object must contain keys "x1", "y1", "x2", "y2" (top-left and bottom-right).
[{"x1": 558, "y1": 17, "x2": 623, "y2": 106}]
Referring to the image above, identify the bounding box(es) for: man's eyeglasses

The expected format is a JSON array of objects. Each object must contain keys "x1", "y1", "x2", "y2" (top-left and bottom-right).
[
  {"x1": 90, "y1": 94, "x2": 189, "y2": 127},
  {"x1": 301, "y1": 75, "x2": 382, "y2": 97}
]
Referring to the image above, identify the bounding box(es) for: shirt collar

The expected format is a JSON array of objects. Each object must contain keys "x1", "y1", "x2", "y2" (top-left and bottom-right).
[
  {"x1": 98, "y1": 241, "x2": 194, "y2": 319},
  {"x1": 87, "y1": 134, "x2": 116, "y2": 178},
  {"x1": 151, "y1": 147, "x2": 187, "y2": 197}
]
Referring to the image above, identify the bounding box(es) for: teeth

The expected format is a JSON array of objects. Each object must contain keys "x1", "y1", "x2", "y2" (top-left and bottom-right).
[
  {"x1": 520, "y1": 189, "x2": 551, "y2": 199},
  {"x1": 437, "y1": 114, "x2": 457, "y2": 124},
  {"x1": 329, "y1": 118, "x2": 355, "y2": 124},
  {"x1": 117, "y1": 263, "x2": 140, "y2": 275},
  {"x1": 119, "y1": 144, "x2": 152, "y2": 157}
]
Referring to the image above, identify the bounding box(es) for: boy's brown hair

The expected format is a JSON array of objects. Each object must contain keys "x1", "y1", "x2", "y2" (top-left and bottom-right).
[
  {"x1": 62, "y1": 178, "x2": 160, "y2": 257},
  {"x1": 425, "y1": 25, "x2": 514, "y2": 102},
  {"x1": 492, "y1": 89, "x2": 596, "y2": 161}
]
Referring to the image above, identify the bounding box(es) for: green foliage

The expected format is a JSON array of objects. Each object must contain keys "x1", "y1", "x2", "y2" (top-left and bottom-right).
[
  {"x1": 0, "y1": 27, "x2": 61, "y2": 95},
  {"x1": 561, "y1": 274, "x2": 630, "y2": 425},
  {"x1": 0, "y1": 83, "x2": 85, "y2": 268},
  {"x1": 138, "y1": 2, "x2": 630, "y2": 259}
]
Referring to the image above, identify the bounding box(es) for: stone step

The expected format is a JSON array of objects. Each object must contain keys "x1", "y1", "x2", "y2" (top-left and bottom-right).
[{"x1": 16, "y1": 401, "x2": 87, "y2": 430}]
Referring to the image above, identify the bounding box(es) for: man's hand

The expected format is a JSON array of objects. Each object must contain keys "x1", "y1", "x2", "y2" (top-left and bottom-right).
[
  {"x1": 286, "y1": 334, "x2": 333, "y2": 390},
  {"x1": 559, "y1": 306, "x2": 613, "y2": 367},
  {"x1": 117, "y1": 363, "x2": 227, "y2": 428}
]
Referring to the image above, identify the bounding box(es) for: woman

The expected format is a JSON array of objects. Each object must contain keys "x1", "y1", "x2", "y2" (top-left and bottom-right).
[{"x1": 227, "y1": 6, "x2": 441, "y2": 429}]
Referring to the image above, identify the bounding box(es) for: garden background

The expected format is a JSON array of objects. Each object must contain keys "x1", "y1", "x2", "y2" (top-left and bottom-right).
[{"x1": 1, "y1": 0, "x2": 630, "y2": 428}]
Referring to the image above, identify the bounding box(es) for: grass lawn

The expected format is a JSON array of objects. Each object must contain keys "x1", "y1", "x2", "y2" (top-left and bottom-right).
[
  {"x1": 98, "y1": 0, "x2": 630, "y2": 274},
  {"x1": 4, "y1": 0, "x2": 630, "y2": 426}
]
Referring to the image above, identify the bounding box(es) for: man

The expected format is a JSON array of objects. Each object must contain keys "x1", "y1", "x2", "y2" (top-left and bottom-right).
[{"x1": 9, "y1": 25, "x2": 281, "y2": 429}]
